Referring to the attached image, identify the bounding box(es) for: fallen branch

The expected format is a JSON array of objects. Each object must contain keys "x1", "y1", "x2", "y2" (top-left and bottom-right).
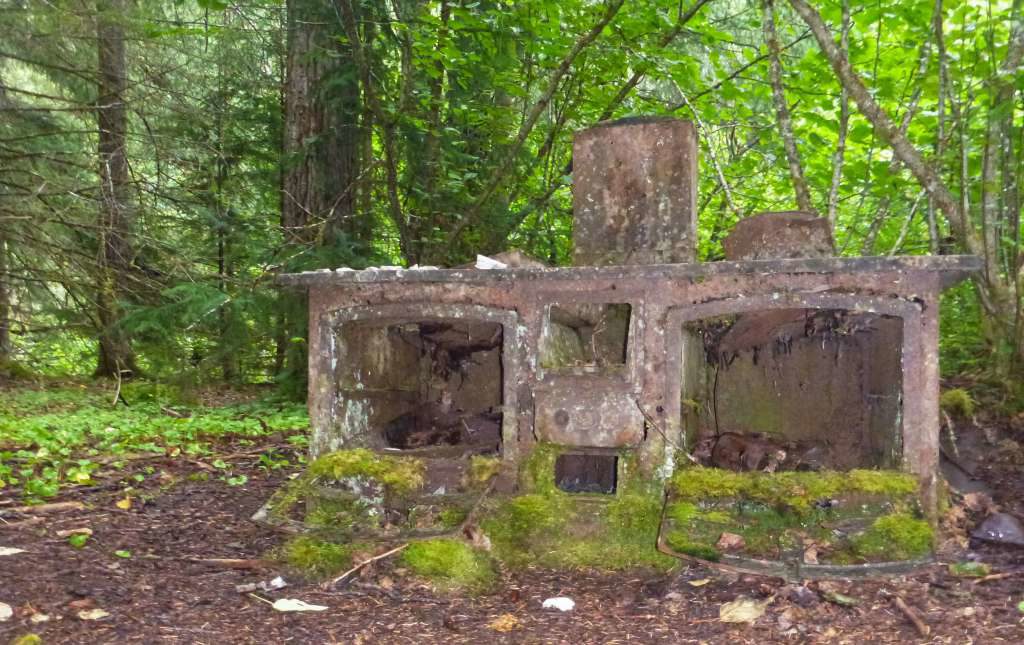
[
  {"x1": 326, "y1": 543, "x2": 408, "y2": 589},
  {"x1": 0, "y1": 501, "x2": 85, "y2": 516},
  {"x1": 0, "y1": 516, "x2": 45, "y2": 529},
  {"x1": 892, "y1": 596, "x2": 930, "y2": 637},
  {"x1": 973, "y1": 570, "x2": 1024, "y2": 585},
  {"x1": 187, "y1": 557, "x2": 269, "y2": 570}
]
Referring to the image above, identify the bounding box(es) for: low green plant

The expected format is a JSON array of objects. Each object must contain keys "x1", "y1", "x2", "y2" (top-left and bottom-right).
[
  {"x1": 0, "y1": 383, "x2": 308, "y2": 500},
  {"x1": 851, "y1": 513, "x2": 934, "y2": 560}
]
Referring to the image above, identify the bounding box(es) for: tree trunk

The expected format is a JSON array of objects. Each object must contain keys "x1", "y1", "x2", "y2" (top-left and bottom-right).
[
  {"x1": 788, "y1": 0, "x2": 1024, "y2": 364},
  {"x1": 95, "y1": 0, "x2": 137, "y2": 378},
  {"x1": 0, "y1": 231, "x2": 10, "y2": 363},
  {"x1": 764, "y1": 0, "x2": 815, "y2": 214},
  {"x1": 279, "y1": 0, "x2": 362, "y2": 389},
  {"x1": 282, "y1": 0, "x2": 361, "y2": 248}
]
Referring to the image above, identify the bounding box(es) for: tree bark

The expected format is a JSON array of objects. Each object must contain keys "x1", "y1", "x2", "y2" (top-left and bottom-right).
[
  {"x1": 279, "y1": 0, "x2": 362, "y2": 388},
  {"x1": 0, "y1": 230, "x2": 10, "y2": 363},
  {"x1": 95, "y1": 0, "x2": 137, "y2": 378},
  {"x1": 826, "y1": 0, "x2": 850, "y2": 227},
  {"x1": 764, "y1": 0, "x2": 815, "y2": 214},
  {"x1": 281, "y1": 0, "x2": 361, "y2": 248}
]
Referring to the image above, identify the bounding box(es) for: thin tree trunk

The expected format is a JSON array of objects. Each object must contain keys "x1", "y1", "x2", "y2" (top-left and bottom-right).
[
  {"x1": 764, "y1": 0, "x2": 814, "y2": 213},
  {"x1": 95, "y1": 0, "x2": 137, "y2": 378},
  {"x1": 279, "y1": 0, "x2": 362, "y2": 388},
  {"x1": 786, "y1": 0, "x2": 985, "y2": 261},
  {"x1": 826, "y1": 0, "x2": 851, "y2": 227},
  {"x1": 928, "y1": 0, "x2": 947, "y2": 254},
  {"x1": 0, "y1": 231, "x2": 10, "y2": 363}
]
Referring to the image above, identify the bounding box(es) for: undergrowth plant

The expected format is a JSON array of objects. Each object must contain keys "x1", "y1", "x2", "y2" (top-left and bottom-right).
[{"x1": 0, "y1": 382, "x2": 309, "y2": 500}]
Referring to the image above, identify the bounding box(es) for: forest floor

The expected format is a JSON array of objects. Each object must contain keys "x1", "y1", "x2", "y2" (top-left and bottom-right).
[{"x1": 2, "y1": 382, "x2": 1024, "y2": 643}]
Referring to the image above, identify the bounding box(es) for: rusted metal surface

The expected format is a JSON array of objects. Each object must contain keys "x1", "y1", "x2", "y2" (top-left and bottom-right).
[
  {"x1": 572, "y1": 117, "x2": 698, "y2": 266},
  {"x1": 723, "y1": 210, "x2": 835, "y2": 260},
  {"x1": 284, "y1": 118, "x2": 980, "y2": 521}
]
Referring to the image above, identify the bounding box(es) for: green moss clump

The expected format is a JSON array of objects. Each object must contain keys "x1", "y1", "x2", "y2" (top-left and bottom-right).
[
  {"x1": 670, "y1": 466, "x2": 919, "y2": 514},
  {"x1": 401, "y1": 539, "x2": 496, "y2": 592},
  {"x1": 665, "y1": 531, "x2": 721, "y2": 561},
  {"x1": 266, "y1": 449, "x2": 425, "y2": 527},
  {"x1": 466, "y1": 455, "x2": 502, "y2": 487},
  {"x1": 478, "y1": 443, "x2": 675, "y2": 572},
  {"x1": 852, "y1": 513, "x2": 934, "y2": 560},
  {"x1": 940, "y1": 388, "x2": 975, "y2": 417},
  {"x1": 438, "y1": 507, "x2": 468, "y2": 529},
  {"x1": 308, "y1": 449, "x2": 424, "y2": 494},
  {"x1": 279, "y1": 535, "x2": 357, "y2": 580}
]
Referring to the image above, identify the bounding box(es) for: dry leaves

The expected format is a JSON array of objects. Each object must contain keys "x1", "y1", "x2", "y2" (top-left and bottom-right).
[
  {"x1": 719, "y1": 596, "x2": 772, "y2": 623},
  {"x1": 488, "y1": 613, "x2": 521, "y2": 632}
]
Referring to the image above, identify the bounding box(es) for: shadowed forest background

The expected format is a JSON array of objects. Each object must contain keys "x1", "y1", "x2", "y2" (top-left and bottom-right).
[{"x1": 1, "y1": 0, "x2": 1022, "y2": 393}]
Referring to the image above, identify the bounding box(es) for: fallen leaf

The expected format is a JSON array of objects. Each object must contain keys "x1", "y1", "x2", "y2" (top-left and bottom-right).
[
  {"x1": 77, "y1": 608, "x2": 111, "y2": 621},
  {"x1": 716, "y1": 532, "x2": 745, "y2": 551},
  {"x1": 687, "y1": 578, "x2": 711, "y2": 587},
  {"x1": 488, "y1": 613, "x2": 520, "y2": 632},
  {"x1": 378, "y1": 576, "x2": 394, "y2": 590},
  {"x1": 271, "y1": 598, "x2": 328, "y2": 612},
  {"x1": 114, "y1": 550, "x2": 132, "y2": 559},
  {"x1": 115, "y1": 497, "x2": 132, "y2": 510},
  {"x1": 542, "y1": 597, "x2": 575, "y2": 612},
  {"x1": 719, "y1": 596, "x2": 771, "y2": 623},
  {"x1": 1018, "y1": 600, "x2": 1024, "y2": 613},
  {"x1": 29, "y1": 613, "x2": 50, "y2": 624},
  {"x1": 68, "y1": 534, "x2": 90, "y2": 549},
  {"x1": 56, "y1": 528, "x2": 93, "y2": 538},
  {"x1": 0, "y1": 547, "x2": 26, "y2": 556},
  {"x1": 0, "y1": 602, "x2": 12, "y2": 622},
  {"x1": 802, "y1": 545, "x2": 819, "y2": 565}
]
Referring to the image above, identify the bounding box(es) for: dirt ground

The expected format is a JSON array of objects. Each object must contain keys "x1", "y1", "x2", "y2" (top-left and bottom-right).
[{"x1": 2, "y1": 429, "x2": 1024, "y2": 644}]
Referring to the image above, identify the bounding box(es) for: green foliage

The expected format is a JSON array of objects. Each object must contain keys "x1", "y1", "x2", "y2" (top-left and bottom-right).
[
  {"x1": 940, "y1": 388, "x2": 976, "y2": 418},
  {"x1": 0, "y1": 383, "x2": 308, "y2": 500},
  {"x1": 401, "y1": 539, "x2": 496, "y2": 593},
  {"x1": 279, "y1": 536, "x2": 357, "y2": 580}
]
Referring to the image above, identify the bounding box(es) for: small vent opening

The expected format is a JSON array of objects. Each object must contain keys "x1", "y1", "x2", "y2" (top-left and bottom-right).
[{"x1": 554, "y1": 454, "x2": 618, "y2": 494}]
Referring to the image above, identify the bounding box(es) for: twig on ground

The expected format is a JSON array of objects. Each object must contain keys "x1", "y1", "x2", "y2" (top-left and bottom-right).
[
  {"x1": 326, "y1": 543, "x2": 409, "y2": 589},
  {"x1": 973, "y1": 570, "x2": 1024, "y2": 584},
  {"x1": 0, "y1": 501, "x2": 85, "y2": 516},
  {"x1": 892, "y1": 596, "x2": 930, "y2": 637},
  {"x1": 187, "y1": 557, "x2": 269, "y2": 570}
]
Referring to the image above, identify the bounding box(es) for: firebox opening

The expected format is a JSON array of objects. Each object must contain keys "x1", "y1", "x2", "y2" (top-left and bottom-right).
[
  {"x1": 554, "y1": 453, "x2": 618, "y2": 494},
  {"x1": 680, "y1": 308, "x2": 904, "y2": 471},
  {"x1": 335, "y1": 319, "x2": 503, "y2": 455},
  {"x1": 540, "y1": 303, "x2": 631, "y2": 372}
]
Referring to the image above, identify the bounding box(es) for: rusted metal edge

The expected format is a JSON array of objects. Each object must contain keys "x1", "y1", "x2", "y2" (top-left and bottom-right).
[{"x1": 278, "y1": 255, "x2": 980, "y2": 288}]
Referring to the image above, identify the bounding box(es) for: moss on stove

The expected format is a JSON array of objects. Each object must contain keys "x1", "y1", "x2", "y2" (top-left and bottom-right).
[
  {"x1": 480, "y1": 443, "x2": 674, "y2": 572},
  {"x1": 670, "y1": 466, "x2": 919, "y2": 514},
  {"x1": 266, "y1": 449, "x2": 425, "y2": 529},
  {"x1": 663, "y1": 465, "x2": 932, "y2": 565},
  {"x1": 401, "y1": 539, "x2": 496, "y2": 592},
  {"x1": 307, "y1": 448, "x2": 424, "y2": 494},
  {"x1": 466, "y1": 455, "x2": 502, "y2": 488}
]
